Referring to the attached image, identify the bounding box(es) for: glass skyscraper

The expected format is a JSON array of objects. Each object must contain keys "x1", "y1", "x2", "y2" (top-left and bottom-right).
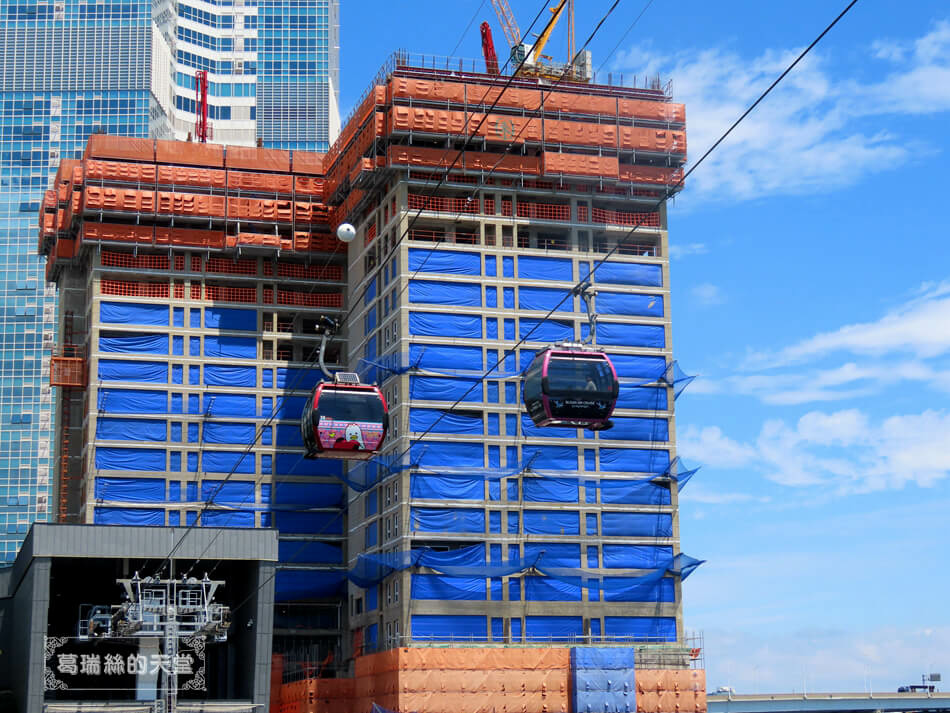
[{"x1": 0, "y1": 0, "x2": 339, "y2": 561}]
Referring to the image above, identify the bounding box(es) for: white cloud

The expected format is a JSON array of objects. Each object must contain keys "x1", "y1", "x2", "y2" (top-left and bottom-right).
[
  {"x1": 668, "y1": 242, "x2": 708, "y2": 259},
  {"x1": 685, "y1": 408, "x2": 950, "y2": 493},
  {"x1": 612, "y1": 21, "x2": 950, "y2": 201},
  {"x1": 691, "y1": 282, "x2": 725, "y2": 306}
]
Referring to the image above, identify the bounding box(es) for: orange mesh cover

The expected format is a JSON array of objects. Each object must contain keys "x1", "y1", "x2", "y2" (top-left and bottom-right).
[
  {"x1": 155, "y1": 139, "x2": 224, "y2": 167},
  {"x1": 292, "y1": 151, "x2": 325, "y2": 175},
  {"x1": 226, "y1": 145, "x2": 291, "y2": 172},
  {"x1": 84, "y1": 135, "x2": 154, "y2": 161}
]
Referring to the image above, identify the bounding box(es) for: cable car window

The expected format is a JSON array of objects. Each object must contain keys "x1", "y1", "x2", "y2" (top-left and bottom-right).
[
  {"x1": 546, "y1": 357, "x2": 613, "y2": 394},
  {"x1": 319, "y1": 388, "x2": 385, "y2": 423}
]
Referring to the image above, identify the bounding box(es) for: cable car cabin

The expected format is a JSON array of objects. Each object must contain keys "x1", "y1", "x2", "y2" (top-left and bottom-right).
[
  {"x1": 301, "y1": 374, "x2": 388, "y2": 460},
  {"x1": 523, "y1": 348, "x2": 619, "y2": 430}
]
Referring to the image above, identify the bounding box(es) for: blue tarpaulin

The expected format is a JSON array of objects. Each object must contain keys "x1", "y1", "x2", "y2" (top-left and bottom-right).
[
  {"x1": 411, "y1": 507, "x2": 485, "y2": 533},
  {"x1": 411, "y1": 614, "x2": 487, "y2": 642},
  {"x1": 411, "y1": 441, "x2": 483, "y2": 468},
  {"x1": 273, "y1": 481, "x2": 343, "y2": 507},
  {"x1": 592, "y1": 322, "x2": 665, "y2": 348},
  {"x1": 204, "y1": 336, "x2": 257, "y2": 359},
  {"x1": 97, "y1": 389, "x2": 167, "y2": 414},
  {"x1": 593, "y1": 261, "x2": 662, "y2": 287},
  {"x1": 523, "y1": 477, "x2": 579, "y2": 503},
  {"x1": 274, "y1": 511, "x2": 343, "y2": 534},
  {"x1": 94, "y1": 477, "x2": 166, "y2": 503},
  {"x1": 409, "y1": 312, "x2": 482, "y2": 338},
  {"x1": 525, "y1": 615, "x2": 583, "y2": 641},
  {"x1": 408, "y1": 248, "x2": 481, "y2": 275},
  {"x1": 202, "y1": 451, "x2": 255, "y2": 474},
  {"x1": 410, "y1": 474, "x2": 483, "y2": 500},
  {"x1": 519, "y1": 318, "x2": 573, "y2": 343},
  {"x1": 275, "y1": 424, "x2": 303, "y2": 446},
  {"x1": 276, "y1": 368, "x2": 323, "y2": 390},
  {"x1": 409, "y1": 280, "x2": 481, "y2": 307},
  {"x1": 275, "y1": 570, "x2": 347, "y2": 602},
  {"x1": 603, "y1": 616, "x2": 676, "y2": 641},
  {"x1": 94, "y1": 507, "x2": 165, "y2": 526},
  {"x1": 597, "y1": 292, "x2": 664, "y2": 317},
  {"x1": 617, "y1": 384, "x2": 667, "y2": 409},
  {"x1": 95, "y1": 418, "x2": 166, "y2": 442},
  {"x1": 99, "y1": 333, "x2": 168, "y2": 354},
  {"x1": 523, "y1": 510, "x2": 580, "y2": 535},
  {"x1": 200, "y1": 480, "x2": 254, "y2": 504},
  {"x1": 204, "y1": 365, "x2": 256, "y2": 387},
  {"x1": 522, "y1": 445, "x2": 578, "y2": 469},
  {"x1": 525, "y1": 576, "x2": 583, "y2": 601},
  {"x1": 603, "y1": 577, "x2": 675, "y2": 602},
  {"x1": 603, "y1": 545, "x2": 674, "y2": 569},
  {"x1": 409, "y1": 408, "x2": 483, "y2": 435},
  {"x1": 599, "y1": 417, "x2": 669, "y2": 442},
  {"x1": 599, "y1": 480, "x2": 671, "y2": 505},
  {"x1": 201, "y1": 510, "x2": 255, "y2": 528},
  {"x1": 609, "y1": 354, "x2": 667, "y2": 379},
  {"x1": 202, "y1": 422, "x2": 257, "y2": 445},
  {"x1": 272, "y1": 396, "x2": 307, "y2": 420},
  {"x1": 412, "y1": 575, "x2": 486, "y2": 600},
  {"x1": 274, "y1": 454, "x2": 342, "y2": 477},
  {"x1": 601, "y1": 512, "x2": 673, "y2": 537},
  {"x1": 97, "y1": 359, "x2": 168, "y2": 383},
  {"x1": 279, "y1": 541, "x2": 343, "y2": 564},
  {"x1": 410, "y1": 376, "x2": 482, "y2": 402},
  {"x1": 95, "y1": 447, "x2": 165, "y2": 471},
  {"x1": 600, "y1": 448, "x2": 670, "y2": 474},
  {"x1": 518, "y1": 256, "x2": 573, "y2": 281},
  {"x1": 205, "y1": 307, "x2": 257, "y2": 331},
  {"x1": 408, "y1": 344, "x2": 482, "y2": 371},
  {"x1": 100, "y1": 302, "x2": 169, "y2": 326},
  {"x1": 523, "y1": 542, "x2": 581, "y2": 567},
  {"x1": 204, "y1": 393, "x2": 256, "y2": 416},
  {"x1": 518, "y1": 286, "x2": 572, "y2": 312}
]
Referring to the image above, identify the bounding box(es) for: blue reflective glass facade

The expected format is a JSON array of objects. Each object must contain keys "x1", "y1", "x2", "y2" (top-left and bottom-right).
[{"x1": 0, "y1": 0, "x2": 173, "y2": 561}]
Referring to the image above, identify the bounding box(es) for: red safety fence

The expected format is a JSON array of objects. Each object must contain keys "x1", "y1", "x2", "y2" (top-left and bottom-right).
[
  {"x1": 516, "y1": 201, "x2": 570, "y2": 221},
  {"x1": 50, "y1": 356, "x2": 86, "y2": 388},
  {"x1": 408, "y1": 229, "x2": 444, "y2": 242},
  {"x1": 174, "y1": 254, "x2": 184, "y2": 270},
  {"x1": 276, "y1": 263, "x2": 344, "y2": 282},
  {"x1": 190, "y1": 283, "x2": 201, "y2": 300},
  {"x1": 100, "y1": 251, "x2": 170, "y2": 270},
  {"x1": 205, "y1": 256, "x2": 258, "y2": 276},
  {"x1": 191, "y1": 255, "x2": 202, "y2": 271},
  {"x1": 365, "y1": 223, "x2": 377, "y2": 246},
  {"x1": 101, "y1": 279, "x2": 169, "y2": 298},
  {"x1": 407, "y1": 193, "x2": 479, "y2": 215},
  {"x1": 277, "y1": 290, "x2": 343, "y2": 308},
  {"x1": 205, "y1": 284, "x2": 258, "y2": 304},
  {"x1": 577, "y1": 204, "x2": 589, "y2": 222},
  {"x1": 591, "y1": 207, "x2": 660, "y2": 227},
  {"x1": 174, "y1": 282, "x2": 184, "y2": 299}
]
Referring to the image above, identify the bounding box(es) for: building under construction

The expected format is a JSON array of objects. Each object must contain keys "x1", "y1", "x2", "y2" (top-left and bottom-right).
[{"x1": 39, "y1": 49, "x2": 696, "y2": 713}]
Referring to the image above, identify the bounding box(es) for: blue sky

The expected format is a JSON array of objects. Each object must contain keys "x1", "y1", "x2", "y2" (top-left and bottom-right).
[{"x1": 340, "y1": 0, "x2": 950, "y2": 693}]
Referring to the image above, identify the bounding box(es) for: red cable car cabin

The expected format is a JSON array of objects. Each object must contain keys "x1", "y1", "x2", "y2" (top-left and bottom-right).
[
  {"x1": 301, "y1": 374, "x2": 389, "y2": 460},
  {"x1": 523, "y1": 348, "x2": 619, "y2": 429}
]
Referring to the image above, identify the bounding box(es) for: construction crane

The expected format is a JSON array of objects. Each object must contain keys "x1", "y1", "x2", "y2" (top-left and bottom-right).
[
  {"x1": 195, "y1": 70, "x2": 210, "y2": 143},
  {"x1": 489, "y1": 0, "x2": 592, "y2": 83},
  {"x1": 480, "y1": 21, "x2": 501, "y2": 75}
]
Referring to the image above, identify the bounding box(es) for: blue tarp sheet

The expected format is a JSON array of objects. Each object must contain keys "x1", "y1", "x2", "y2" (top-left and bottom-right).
[
  {"x1": 204, "y1": 393, "x2": 256, "y2": 417},
  {"x1": 609, "y1": 354, "x2": 668, "y2": 379},
  {"x1": 202, "y1": 422, "x2": 256, "y2": 445},
  {"x1": 279, "y1": 541, "x2": 343, "y2": 564},
  {"x1": 518, "y1": 287, "x2": 572, "y2": 312},
  {"x1": 408, "y1": 248, "x2": 481, "y2": 275},
  {"x1": 411, "y1": 507, "x2": 485, "y2": 533},
  {"x1": 202, "y1": 510, "x2": 255, "y2": 528},
  {"x1": 522, "y1": 445, "x2": 578, "y2": 469},
  {"x1": 409, "y1": 312, "x2": 481, "y2": 338},
  {"x1": 409, "y1": 280, "x2": 481, "y2": 307},
  {"x1": 603, "y1": 577, "x2": 675, "y2": 602},
  {"x1": 599, "y1": 417, "x2": 669, "y2": 442},
  {"x1": 94, "y1": 507, "x2": 164, "y2": 526},
  {"x1": 572, "y1": 647, "x2": 636, "y2": 670},
  {"x1": 600, "y1": 448, "x2": 670, "y2": 474},
  {"x1": 95, "y1": 418, "x2": 166, "y2": 442},
  {"x1": 274, "y1": 481, "x2": 343, "y2": 507},
  {"x1": 411, "y1": 614, "x2": 487, "y2": 642},
  {"x1": 603, "y1": 545, "x2": 674, "y2": 569},
  {"x1": 593, "y1": 261, "x2": 662, "y2": 287},
  {"x1": 521, "y1": 415, "x2": 578, "y2": 439},
  {"x1": 617, "y1": 384, "x2": 667, "y2": 409},
  {"x1": 603, "y1": 616, "x2": 676, "y2": 641},
  {"x1": 411, "y1": 441, "x2": 483, "y2": 468},
  {"x1": 276, "y1": 368, "x2": 323, "y2": 390},
  {"x1": 274, "y1": 453, "x2": 342, "y2": 477},
  {"x1": 97, "y1": 389, "x2": 167, "y2": 414},
  {"x1": 523, "y1": 542, "x2": 581, "y2": 567},
  {"x1": 410, "y1": 376, "x2": 482, "y2": 402},
  {"x1": 519, "y1": 318, "x2": 573, "y2": 343},
  {"x1": 201, "y1": 480, "x2": 254, "y2": 504},
  {"x1": 99, "y1": 333, "x2": 168, "y2": 354},
  {"x1": 272, "y1": 396, "x2": 307, "y2": 420},
  {"x1": 202, "y1": 451, "x2": 255, "y2": 474},
  {"x1": 525, "y1": 615, "x2": 582, "y2": 641},
  {"x1": 95, "y1": 447, "x2": 165, "y2": 471},
  {"x1": 597, "y1": 292, "x2": 664, "y2": 317},
  {"x1": 600, "y1": 480, "x2": 671, "y2": 505},
  {"x1": 99, "y1": 301, "x2": 168, "y2": 326},
  {"x1": 518, "y1": 256, "x2": 573, "y2": 281},
  {"x1": 205, "y1": 365, "x2": 256, "y2": 387},
  {"x1": 94, "y1": 477, "x2": 166, "y2": 503},
  {"x1": 523, "y1": 510, "x2": 580, "y2": 535},
  {"x1": 205, "y1": 307, "x2": 256, "y2": 331},
  {"x1": 594, "y1": 322, "x2": 665, "y2": 348},
  {"x1": 275, "y1": 424, "x2": 303, "y2": 446},
  {"x1": 409, "y1": 408, "x2": 483, "y2": 435},
  {"x1": 275, "y1": 570, "x2": 347, "y2": 602},
  {"x1": 275, "y1": 511, "x2": 343, "y2": 535},
  {"x1": 410, "y1": 474, "x2": 483, "y2": 500},
  {"x1": 523, "y1": 477, "x2": 579, "y2": 503},
  {"x1": 412, "y1": 575, "x2": 486, "y2": 600},
  {"x1": 601, "y1": 512, "x2": 673, "y2": 537},
  {"x1": 204, "y1": 336, "x2": 257, "y2": 359},
  {"x1": 525, "y1": 576, "x2": 582, "y2": 601},
  {"x1": 97, "y1": 359, "x2": 168, "y2": 384},
  {"x1": 408, "y1": 344, "x2": 482, "y2": 371}
]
